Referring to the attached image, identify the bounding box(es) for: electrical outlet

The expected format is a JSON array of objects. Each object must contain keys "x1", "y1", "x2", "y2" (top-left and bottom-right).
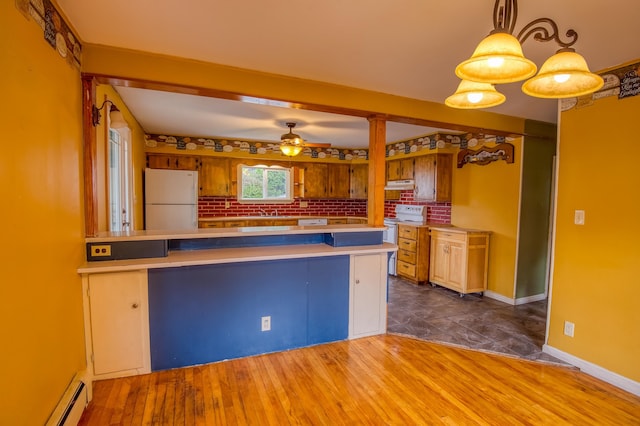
[
  {"x1": 300, "y1": 201, "x2": 308, "y2": 208},
  {"x1": 90, "y1": 244, "x2": 111, "y2": 257},
  {"x1": 261, "y1": 316, "x2": 271, "y2": 332},
  {"x1": 564, "y1": 321, "x2": 575, "y2": 337},
  {"x1": 574, "y1": 210, "x2": 585, "y2": 225},
  {"x1": 225, "y1": 201, "x2": 230, "y2": 209}
]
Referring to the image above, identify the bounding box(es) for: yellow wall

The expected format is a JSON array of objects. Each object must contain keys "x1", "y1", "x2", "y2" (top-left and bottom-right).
[
  {"x1": 95, "y1": 85, "x2": 147, "y2": 231},
  {"x1": 451, "y1": 139, "x2": 522, "y2": 297},
  {"x1": 0, "y1": 4, "x2": 86, "y2": 424},
  {"x1": 548, "y1": 94, "x2": 640, "y2": 381}
]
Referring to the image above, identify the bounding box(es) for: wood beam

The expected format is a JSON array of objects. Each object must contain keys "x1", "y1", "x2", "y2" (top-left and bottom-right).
[
  {"x1": 82, "y1": 75, "x2": 99, "y2": 237},
  {"x1": 367, "y1": 115, "x2": 386, "y2": 227}
]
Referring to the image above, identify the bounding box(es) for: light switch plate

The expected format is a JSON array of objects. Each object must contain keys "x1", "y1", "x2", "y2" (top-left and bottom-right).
[{"x1": 574, "y1": 210, "x2": 585, "y2": 225}]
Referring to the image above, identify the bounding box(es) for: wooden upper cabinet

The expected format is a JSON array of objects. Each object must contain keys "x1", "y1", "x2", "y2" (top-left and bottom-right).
[
  {"x1": 414, "y1": 154, "x2": 452, "y2": 202},
  {"x1": 349, "y1": 164, "x2": 368, "y2": 199},
  {"x1": 147, "y1": 154, "x2": 198, "y2": 170},
  {"x1": 400, "y1": 158, "x2": 415, "y2": 179},
  {"x1": 327, "y1": 164, "x2": 350, "y2": 198},
  {"x1": 386, "y1": 159, "x2": 401, "y2": 181},
  {"x1": 301, "y1": 163, "x2": 328, "y2": 198},
  {"x1": 386, "y1": 158, "x2": 414, "y2": 181},
  {"x1": 198, "y1": 157, "x2": 231, "y2": 196}
]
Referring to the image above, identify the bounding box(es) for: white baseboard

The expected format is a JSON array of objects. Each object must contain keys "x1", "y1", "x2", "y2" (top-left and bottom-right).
[
  {"x1": 515, "y1": 292, "x2": 547, "y2": 305},
  {"x1": 543, "y1": 344, "x2": 640, "y2": 396},
  {"x1": 483, "y1": 290, "x2": 514, "y2": 304},
  {"x1": 484, "y1": 290, "x2": 546, "y2": 306}
]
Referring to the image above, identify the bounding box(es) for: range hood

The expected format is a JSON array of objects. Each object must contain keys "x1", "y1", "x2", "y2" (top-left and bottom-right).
[{"x1": 384, "y1": 179, "x2": 415, "y2": 190}]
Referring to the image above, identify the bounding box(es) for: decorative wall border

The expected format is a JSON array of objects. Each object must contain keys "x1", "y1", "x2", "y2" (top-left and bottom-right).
[
  {"x1": 457, "y1": 142, "x2": 515, "y2": 168},
  {"x1": 561, "y1": 60, "x2": 640, "y2": 112},
  {"x1": 145, "y1": 132, "x2": 514, "y2": 162},
  {"x1": 15, "y1": 0, "x2": 82, "y2": 68}
]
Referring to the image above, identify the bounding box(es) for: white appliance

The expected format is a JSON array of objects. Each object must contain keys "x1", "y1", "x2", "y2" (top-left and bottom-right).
[
  {"x1": 145, "y1": 168, "x2": 198, "y2": 230},
  {"x1": 394, "y1": 204, "x2": 427, "y2": 223},
  {"x1": 384, "y1": 179, "x2": 415, "y2": 190},
  {"x1": 383, "y1": 218, "x2": 398, "y2": 275}
]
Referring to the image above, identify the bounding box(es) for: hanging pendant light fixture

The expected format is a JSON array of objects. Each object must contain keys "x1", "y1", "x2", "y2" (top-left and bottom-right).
[
  {"x1": 448, "y1": 0, "x2": 603, "y2": 108},
  {"x1": 445, "y1": 80, "x2": 506, "y2": 109}
]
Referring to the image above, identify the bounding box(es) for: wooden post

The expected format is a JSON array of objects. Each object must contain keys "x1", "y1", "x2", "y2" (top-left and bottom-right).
[
  {"x1": 367, "y1": 115, "x2": 386, "y2": 227},
  {"x1": 82, "y1": 75, "x2": 99, "y2": 237}
]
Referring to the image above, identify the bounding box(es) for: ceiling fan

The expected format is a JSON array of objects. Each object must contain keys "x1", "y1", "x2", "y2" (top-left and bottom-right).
[{"x1": 279, "y1": 122, "x2": 331, "y2": 156}]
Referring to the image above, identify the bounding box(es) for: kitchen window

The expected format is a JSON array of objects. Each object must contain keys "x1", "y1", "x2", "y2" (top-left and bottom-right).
[{"x1": 237, "y1": 164, "x2": 293, "y2": 203}]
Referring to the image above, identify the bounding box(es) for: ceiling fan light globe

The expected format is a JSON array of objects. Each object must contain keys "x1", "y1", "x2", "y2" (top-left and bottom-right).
[{"x1": 280, "y1": 143, "x2": 303, "y2": 156}]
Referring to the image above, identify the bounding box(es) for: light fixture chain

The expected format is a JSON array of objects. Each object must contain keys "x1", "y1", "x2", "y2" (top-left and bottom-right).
[{"x1": 516, "y1": 17, "x2": 578, "y2": 49}]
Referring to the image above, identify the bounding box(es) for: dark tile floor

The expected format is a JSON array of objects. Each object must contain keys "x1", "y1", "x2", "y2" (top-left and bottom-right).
[{"x1": 387, "y1": 276, "x2": 564, "y2": 364}]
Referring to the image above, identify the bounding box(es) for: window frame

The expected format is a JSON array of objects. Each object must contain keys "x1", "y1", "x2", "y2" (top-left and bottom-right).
[{"x1": 236, "y1": 164, "x2": 294, "y2": 204}]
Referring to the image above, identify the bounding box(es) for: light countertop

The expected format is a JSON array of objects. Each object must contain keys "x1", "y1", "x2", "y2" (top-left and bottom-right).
[
  {"x1": 86, "y1": 224, "x2": 384, "y2": 243},
  {"x1": 78, "y1": 242, "x2": 397, "y2": 274}
]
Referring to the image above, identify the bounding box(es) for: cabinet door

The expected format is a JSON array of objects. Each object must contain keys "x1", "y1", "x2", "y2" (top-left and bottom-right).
[
  {"x1": 350, "y1": 253, "x2": 387, "y2": 338},
  {"x1": 327, "y1": 164, "x2": 350, "y2": 198},
  {"x1": 89, "y1": 271, "x2": 149, "y2": 376},
  {"x1": 446, "y1": 241, "x2": 466, "y2": 290},
  {"x1": 414, "y1": 154, "x2": 452, "y2": 201},
  {"x1": 349, "y1": 164, "x2": 368, "y2": 199},
  {"x1": 429, "y1": 236, "x2": 450, "y2": 283},
  {"x1": 147, "y1": 154, "x2": 197, "y2": 170},
  {"x1": 400, "y1": 158, "x2": 415, "y2": 179},
  {"x1": 301, "y1": 163, "x2": 328, "y2": 198},
  {"x1": 199, "y1": 157, "x2": 230, "y2": 196},
  {"x1": 386, "y1": 159, "x2": 402, "y2": 181}
]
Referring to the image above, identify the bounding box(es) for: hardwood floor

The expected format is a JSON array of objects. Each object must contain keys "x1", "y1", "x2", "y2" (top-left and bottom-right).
[{"x1": 79, "y1": 335, "x2": 640, "y2": 425}]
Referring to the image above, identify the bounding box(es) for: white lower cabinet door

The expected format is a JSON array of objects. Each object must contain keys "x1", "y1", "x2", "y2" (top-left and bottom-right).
[
  {"x1": 350, "y1": 253, "x2": 388, "y2": 338},
  {"x1": 88, "y1": 270, "x2": 150, "y2": 377}
]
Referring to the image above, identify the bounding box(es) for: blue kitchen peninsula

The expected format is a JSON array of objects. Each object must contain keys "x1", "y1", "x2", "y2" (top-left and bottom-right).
[{"x1": 78, "y1": 224, "x2": 396, "y2": 383}]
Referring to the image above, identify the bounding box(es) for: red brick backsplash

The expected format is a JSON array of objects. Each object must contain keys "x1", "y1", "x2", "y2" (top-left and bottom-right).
[
  {"x1": 384, "y1": 190, "x2": 451, "y2": 224},
  {"x1": 200, "y1": 191, "x2": 451, "y2": 224},
  {"x1": 199, "y1": 197, "x2": 367, "y2": 217}
]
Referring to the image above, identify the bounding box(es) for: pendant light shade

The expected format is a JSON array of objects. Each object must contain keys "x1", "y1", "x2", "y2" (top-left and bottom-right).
[
  {"x1": 521, "y1": 49, "x2": 604, "y2": 98},
  {"x1": 455, "y1": 32, "x2": 537, "y2": 84},
  {"x1": 445, "y1": 80, "x2": 506, "y2": 109},
  {"x1": 279, "y1": 143, "x2": 303, "y2": 157}
]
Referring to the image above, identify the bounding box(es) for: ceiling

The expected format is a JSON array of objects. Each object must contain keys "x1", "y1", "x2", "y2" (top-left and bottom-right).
[{"x1": 58, "y1": 0, "x2": 640, "y2": 148}]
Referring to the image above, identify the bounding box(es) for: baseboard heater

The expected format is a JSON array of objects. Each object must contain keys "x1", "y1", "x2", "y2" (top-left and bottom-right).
[{"x1": 46, "y1": 378, "x2": 87, "y2": 426}]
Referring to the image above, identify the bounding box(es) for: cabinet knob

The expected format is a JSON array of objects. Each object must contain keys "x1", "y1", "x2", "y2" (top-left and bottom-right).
[
  {"x1": 131, "y1": 303, "x2": 139, "y2": 309},
  {"x1": 355, "y1": 279, "x2": 360, "y2": 284}
]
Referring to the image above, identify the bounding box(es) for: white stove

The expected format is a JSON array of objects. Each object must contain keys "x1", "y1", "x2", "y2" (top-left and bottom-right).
[{"x1": 393, "y1": 204, "x2": 427, "y2": 224}]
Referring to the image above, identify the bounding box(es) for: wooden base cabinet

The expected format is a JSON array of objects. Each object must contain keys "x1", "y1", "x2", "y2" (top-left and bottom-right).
[
  {"x1": 82, "y1": 270, "x2": 151, "y2": 380},
  {"x1": 396, "y1": 224, "x2": 430, "y2": 284},
  {"x1": 429, "y1": 228, "x2": 490, "y2": 296}
]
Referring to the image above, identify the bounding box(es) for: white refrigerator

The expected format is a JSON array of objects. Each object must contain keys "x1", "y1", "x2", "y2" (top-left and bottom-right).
[{"x1": 145, "y1": 168, "x2": 198, "y2": 230}]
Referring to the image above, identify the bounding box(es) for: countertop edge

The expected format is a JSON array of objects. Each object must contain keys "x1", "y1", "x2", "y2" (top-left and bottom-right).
[
  {"x1": 78, "y1": 242, "x2": 397, "y2": 274},
  {"x1": 86, "y1": 224, "x2": 384, "y2": 243}
]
